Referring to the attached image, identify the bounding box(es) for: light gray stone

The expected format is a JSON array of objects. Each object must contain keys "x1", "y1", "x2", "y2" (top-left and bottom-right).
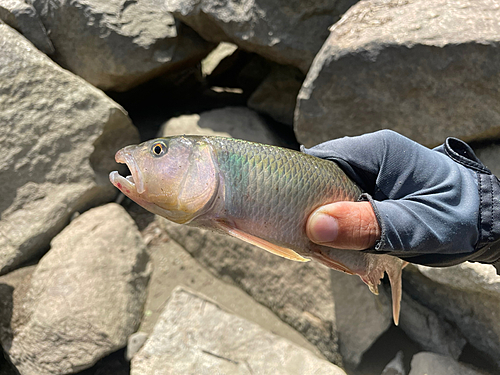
[
  {"x1": 404, "y1": 263, "x2": 500, "y2": 368},
  {"x1": 331, "y1": 271, "x2": 392, "y2": 367},
  {"x1": 137, "y1": 220, "x2": 324, "y2": 359},
  {"x1": 0, "y1": 0, "x2": 53, "y2": 54},
  {"x1": 126, "y1": 332, "x2": 149, "y2": 361},
  {"x1": 159, "y1": 106, "x2": 284, "y2": 146},
  {"x1": 157, "y1": 217, "x2": 342, "y2": 365},
  {"x1": 131, "y1": 287, "x2": 347, "y2": 375},
  {"x1": 0, "y1": 24, "x2": 139, "y2": 275},
  {"x1": 29, "y1": 0, "x2": 213, "y2": 91},
  {"x1": 295, "y1": 0, "x2": 500, "y2": 148},
  {"x1": 201, "y1": 41, "x2": 239, "y2": 77},
  {"x1": 248, "y1": 65, "x2": 304, "y2": 127},
  {"x1": 409, "y1": 352, "x2": 484, "y2": 375},
  {"x1": 7, "y1": 203, "x2": 151, "y2": 375},
  {"x1": 165, "y1": 0, "x2": 349, "y2": 73}
]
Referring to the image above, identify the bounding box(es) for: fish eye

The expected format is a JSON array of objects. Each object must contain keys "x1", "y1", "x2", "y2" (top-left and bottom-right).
[{"x1": 151, "y1": 141, "x2": 167, "y2": 157}]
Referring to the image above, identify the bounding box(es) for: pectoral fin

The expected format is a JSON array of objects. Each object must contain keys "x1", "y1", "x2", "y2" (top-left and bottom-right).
[{"x1": 217, "y1": 222, "x2": 310, "y2": 262}]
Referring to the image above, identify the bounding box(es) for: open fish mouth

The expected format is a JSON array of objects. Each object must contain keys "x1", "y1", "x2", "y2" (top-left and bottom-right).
[{"x1": 109, "y1": 148, "x2": 145, "y2": 195}]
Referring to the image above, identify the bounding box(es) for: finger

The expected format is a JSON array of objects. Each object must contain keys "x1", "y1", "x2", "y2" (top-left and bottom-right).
[{"x1": 306, "y1": 201, "x2": 381, "y2": 250}]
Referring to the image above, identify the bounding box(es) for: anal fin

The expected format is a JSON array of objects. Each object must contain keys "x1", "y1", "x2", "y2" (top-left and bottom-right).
[{"x1": 217, "y1": 222, "x2": 310, "y2": 262}]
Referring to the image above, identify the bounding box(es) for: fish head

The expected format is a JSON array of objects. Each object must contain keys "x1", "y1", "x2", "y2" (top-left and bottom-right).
[{"x1": 109, "y1": 136, "x2": 219, "y2": 224}]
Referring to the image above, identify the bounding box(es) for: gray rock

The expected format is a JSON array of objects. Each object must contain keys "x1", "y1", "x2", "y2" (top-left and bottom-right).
[
  {"x1": 295, "y1": 0, "x2": 500, "y2": 148},
  {"x1": 331, "y1": 271, "x2": 392, "y2": 367},
  {"x1": 29, "y1": 0, "x2": 213, "y2": 91},
  {"x1": 0, "y1": 0, "x2": 53, "y2": 54},
  {"x1": 381, "y1": 351, "x2": 405, "y2": 375},
  {"x1": 248, "y1": 65, "x2": 304, "y2": 127},
  {"x1": 131, "y1": 287, "x2": 347, "y2": 375},
  {"x1": 404, "y1": 263, "x2": 500, "y2": 368},
  {"x1": 7, "y1": 203, "x2": 151, "y2": 375},
  {"x1": 159, "y1": 106, "x2": 284, "y2": 146},
  {"x1": 0, "y1": 24, "x2": 138, "y2": 275},
  {"x1": 157, "y1": 217, "x2": 342, "y2": 365},
  {"x1": 137, "y1": 220, "x2": 324, "y2": 358},
  {"x1": 165, "y1": 0, "x2": 348, "y2": 73},
  {"x1": 409, "y1": 352, "x2": 484, "y2": 375}
]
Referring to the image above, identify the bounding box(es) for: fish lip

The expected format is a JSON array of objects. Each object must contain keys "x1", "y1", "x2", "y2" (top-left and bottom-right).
[{"x1": 113, "y1": 148, "x2": 146, "y2": 194}]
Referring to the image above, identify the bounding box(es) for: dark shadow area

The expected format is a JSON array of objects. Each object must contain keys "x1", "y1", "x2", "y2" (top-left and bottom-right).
[
  {"x1": 0, "y1": 346, "x2": 19, "y2": 375},
  {"x1": 459, "y1": 342, "x2": 499, "y2": 374},
  {"x1": 77, "y1": 348, "x2": 129, "y2": 375},
  {"x1": 0, "y1": 284, "x2": 14, "y2": 351},
  {"x1": 0, "y1": 284, "x2": 17, "y2": 375},
  {"x1": 351, "y1": 325, "x2": 421, "y2": 375}
]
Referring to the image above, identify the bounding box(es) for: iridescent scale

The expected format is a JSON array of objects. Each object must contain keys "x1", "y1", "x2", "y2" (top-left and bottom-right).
[{"x1": 205, "y1": 137, "x2": 362, "y2": 254}]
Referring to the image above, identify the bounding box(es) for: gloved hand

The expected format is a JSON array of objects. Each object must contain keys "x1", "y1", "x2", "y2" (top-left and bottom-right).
[{"x1": 302, "y1": 129, "x2": 500, "y2": 271}]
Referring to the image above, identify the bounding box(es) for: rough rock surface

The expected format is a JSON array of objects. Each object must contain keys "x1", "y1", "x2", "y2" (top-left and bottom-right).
[
  {"x1": 330, "y1": 271, "x2": 392, "y2": 367},
  {"x1": 7, "y1": 204, "x2": 151, "y2": 375},
  {"x1": 0, "y1": 0, "x2": 53, "y2": 54},
  {"x1": 132, "y1": 287, "x2": 347, "y2": 375},
  {"x1": 29, "y1": 0, "x2": 213, "y2": 91},
  {"x1": 157, "y1": 217, "x2": 342, "y2": 365},
  {"x1": 404, "y1": 263, "x2": 500, "y2": 368},
  {"x1": 165, "y1": 0, "x2": 353, "y2": 73},
  {"x1": 295, "y1": 0, "x2": 500, "y2": 147},
  {"x1": 160, "y1": 106, "x2": 283, "y2": 145},
  {"x1": 248, "y1": 65, "x2": 304, "y2": 127},
  {"x1": 0, "y1": 24, "x2": 138, "y2": 275},
  {"x1": 137, "y1": 221, "x2": 323, "y2": 358},
  {"x1": 408, "y1": 352, "x2": 485, "y2": 375}
]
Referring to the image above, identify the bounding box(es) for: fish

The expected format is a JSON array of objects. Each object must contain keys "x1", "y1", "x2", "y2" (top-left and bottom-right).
[{"x1": 109, "y1": 135, "x2": 406, "y2": 324}]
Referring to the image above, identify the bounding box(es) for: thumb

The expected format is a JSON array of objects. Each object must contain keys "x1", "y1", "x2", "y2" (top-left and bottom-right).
[{"x1": 306, "y1": 201, "x2": 381, "y2": 250}]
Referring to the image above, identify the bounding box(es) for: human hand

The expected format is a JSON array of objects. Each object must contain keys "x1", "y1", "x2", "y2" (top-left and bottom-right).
[{"x1": 302, "y1": 130, "x2": 500, "y2": 270}]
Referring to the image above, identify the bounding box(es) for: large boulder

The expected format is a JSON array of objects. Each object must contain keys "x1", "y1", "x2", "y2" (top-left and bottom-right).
[
  {"x1": 165, "y1": 0, "x2": 355, "y2": 73},
  {"x1": 295, "y1": 0, "x2": 500, "y2": 147},
  {"x1": 404, "y1": 263, "x2": 500, "y2": 368},
  {"x1": 131, "y1": 287, "x2": 347, "y2": 375},
  {"x1": 0, "y1": 0, "x2": 53, "y2": 54},
  {"x1": 0, "y1": 24, "x2": 139, "y2": 275},
  {"x1": 29, "y1": 0, "x2": 213, "y2": 91},
  {"x1": 6, "y1": 204, "x2": 151, "y2": 375}
]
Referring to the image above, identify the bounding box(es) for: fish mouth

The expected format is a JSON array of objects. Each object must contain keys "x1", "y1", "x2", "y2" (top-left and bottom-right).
[{"x1": 109, "y1": 148, "x2": 145, "y2": 195}]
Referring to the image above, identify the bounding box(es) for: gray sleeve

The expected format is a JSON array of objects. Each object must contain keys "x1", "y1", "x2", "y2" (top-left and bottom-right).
[{"x1": 302, "y1": 130, "x2": 494, "y2": 264}]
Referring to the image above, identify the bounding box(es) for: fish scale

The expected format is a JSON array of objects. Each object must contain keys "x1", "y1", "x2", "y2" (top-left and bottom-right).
[{"x1": 206, "y1": 137, "x2": 362, "y2": 251}]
